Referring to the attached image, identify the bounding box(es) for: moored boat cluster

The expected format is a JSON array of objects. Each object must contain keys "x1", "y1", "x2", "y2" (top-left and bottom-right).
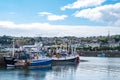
[{"x1": 2, "y1": 42, "x2": 80, "y2": 69}]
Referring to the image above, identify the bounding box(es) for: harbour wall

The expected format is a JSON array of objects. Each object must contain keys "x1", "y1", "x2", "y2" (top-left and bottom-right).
[{"x1": 78, "y1": 51, "x2": 120, "y2": 57}]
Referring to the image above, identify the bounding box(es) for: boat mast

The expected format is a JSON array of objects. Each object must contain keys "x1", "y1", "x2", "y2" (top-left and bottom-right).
[{"x1": 12, "y1": 38, "x2": 15, "y2": 57}]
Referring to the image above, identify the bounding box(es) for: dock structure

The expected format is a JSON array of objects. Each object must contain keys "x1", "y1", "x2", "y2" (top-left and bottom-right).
[
  {"x1": 0, "y1": 54, "x2": 6, "y2": 67},
  {"x1": 0, "y1": 52, "x2": 15, "y2": 67}
]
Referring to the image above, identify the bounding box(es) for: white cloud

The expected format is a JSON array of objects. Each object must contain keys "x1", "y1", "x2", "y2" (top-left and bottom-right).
[
  {"x1": 0, "y1": 21, "x2": 16, "y2": 28},
  {"x1": 0, "y1": 21, "x2": 50, "y2": 30},
  {"x1": 47, "y1": 15, "x2": 67, "y2": 21},
  {"x1": 74, "y1": 3, "x2": 120, "y2": 26},
  {"x1": 0, "y1": 21, "x2": 120, "y2": 37},
  {"x1": 61, "y1": 0, "x2": 105, "y2": 10},
  {"x1": 38, "y1": 12, "x2": 67, "y2": 21},
  {"x1": 38, "y1": 12, "x2": 52, "y2": 16}
]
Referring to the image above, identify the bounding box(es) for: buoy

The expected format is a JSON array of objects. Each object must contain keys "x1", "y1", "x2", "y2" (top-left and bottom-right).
[{"x1": 76, "y1": 57, "x2": 79, "y2": 63}]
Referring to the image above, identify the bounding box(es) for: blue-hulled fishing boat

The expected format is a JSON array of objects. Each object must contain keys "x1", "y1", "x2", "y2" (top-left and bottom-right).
[
  {"x1": 29, "y1": 59, "x2": 52, "y2": 69},
  {"x1": 15, "y1": 52, "x2": 52, "y2": 69},
  {"x1": 15, "y1": 42, "x2": 52, "y2": 69}
]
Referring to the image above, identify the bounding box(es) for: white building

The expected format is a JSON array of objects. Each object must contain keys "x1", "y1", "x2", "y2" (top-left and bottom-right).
[
  {"x1": 84, "y1": 43, "x2": 101, "y2": 48},
  {"x1": 109, "y1": 42, "x2": 120, "y2": 47}
]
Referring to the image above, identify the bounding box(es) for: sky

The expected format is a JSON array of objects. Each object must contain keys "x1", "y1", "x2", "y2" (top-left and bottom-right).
[{"x1": 0, "y1": 0, "x2": 120, "y2": 37}]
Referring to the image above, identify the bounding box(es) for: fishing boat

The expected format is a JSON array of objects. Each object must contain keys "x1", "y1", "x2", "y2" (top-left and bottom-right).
[
  {"x1": 3, "y1": 39, "x2": 17, "y2": 67},
  {"x1": 29, "y1": 59, "x2": 52, "y2": 69},
  {"x1": 49, "y1": 43, "x2": 80, "y2": 65},
  {"x1": 15, "y1": 53, "x2": 52, "y2": 69},
  {"x1": 3, "y1": 56, "x2": 16, "y2": 67},
  {"x1": 52, "y1": 54, "x2": 79, "y2": 65},
  {"x1": 15, "y1": 42, "x2": 52, "y2": 69}
]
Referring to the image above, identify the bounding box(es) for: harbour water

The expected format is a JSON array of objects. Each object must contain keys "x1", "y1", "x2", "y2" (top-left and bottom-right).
[{"x1": 0, "y1": 57, "x2": 120, "y2": 80}]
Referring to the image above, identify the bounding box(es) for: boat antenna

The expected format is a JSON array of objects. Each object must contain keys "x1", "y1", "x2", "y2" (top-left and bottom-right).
[{"x1": 108, "y1": 30, "x2": 110, "y2": 39}]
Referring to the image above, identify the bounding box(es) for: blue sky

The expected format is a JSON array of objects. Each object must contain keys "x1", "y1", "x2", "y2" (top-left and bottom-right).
[{"x1": 0, "y1": 0, "x2": 120, "y2": 37}]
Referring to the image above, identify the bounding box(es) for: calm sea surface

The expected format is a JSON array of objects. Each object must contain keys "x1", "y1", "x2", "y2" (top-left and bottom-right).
[{"x1": 0, "y1": 57, "x2": 120, "y2": 80}]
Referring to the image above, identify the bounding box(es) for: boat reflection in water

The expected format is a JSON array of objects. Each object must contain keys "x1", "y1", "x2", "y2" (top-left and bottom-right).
[
  {"x1": 17, "y1": 67, "x2": 52, "y2": 80},
  {"x1": 46, "y1": 64, "x2": 79, "y2": 80},
  {"x1": 17, "y1": 64, "x2": 79, "y2": 80},
  {"x1": 4, "y1": 64, "x2": 79, "y2": 80}
]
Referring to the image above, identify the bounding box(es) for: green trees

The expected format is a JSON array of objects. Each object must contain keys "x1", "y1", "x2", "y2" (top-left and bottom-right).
[{"x1": 0, "y1": 35, "x2": 12, "y2": 45}]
